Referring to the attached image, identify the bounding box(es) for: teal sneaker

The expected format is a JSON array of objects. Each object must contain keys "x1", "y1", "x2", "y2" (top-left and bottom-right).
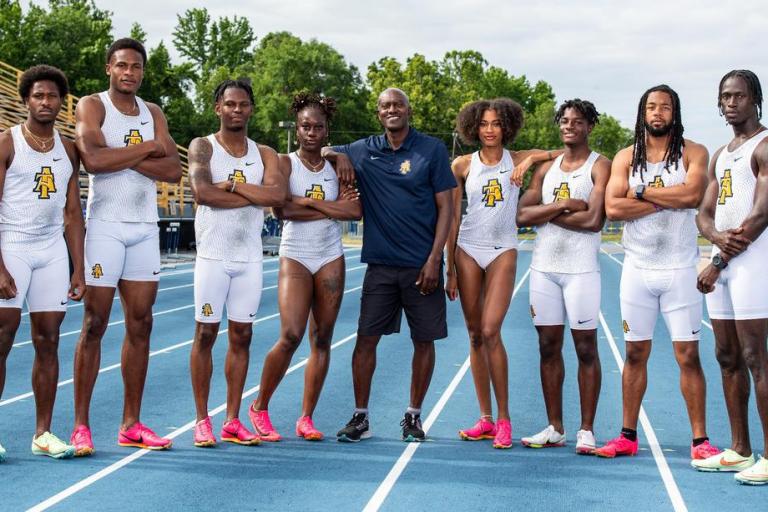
[
  {"x1": 31, "y1": 432, "x2": 75, "y2": 459},
  {"x1": 0, "y1": 440, "x2": 6, "y2": 462}
]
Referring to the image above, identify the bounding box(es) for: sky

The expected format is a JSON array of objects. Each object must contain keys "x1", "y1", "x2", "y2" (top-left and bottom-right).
[{"x1": 30, "y1": 0, "x2": 768, "y2": 152}]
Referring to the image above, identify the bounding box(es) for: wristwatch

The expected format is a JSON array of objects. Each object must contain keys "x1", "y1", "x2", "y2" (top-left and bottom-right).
[
  {"x1": 635, "y1": 184, "x2": 646, "y2": 200},
  {"x1": 712, "y1": 253, "x2": 728, "y2": 270}
]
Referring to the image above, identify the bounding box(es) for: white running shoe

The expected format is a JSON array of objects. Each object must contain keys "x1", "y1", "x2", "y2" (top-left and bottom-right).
[
  {"x1": 521, "y1": 425, "x2": 565, "y2": 448},
  {"x1": 575, "y1": 429, "x2": 596, "y2": 455},
  {"x1": 735, "y1": 456, "x2": 768, "y2": 485},
  {"x1": 691, "y1": 448, "x2": 755, "y2": 472}
]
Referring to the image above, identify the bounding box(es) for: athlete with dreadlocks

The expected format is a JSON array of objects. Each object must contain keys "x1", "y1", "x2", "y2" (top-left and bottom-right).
[
  {"x1": 447, "y1": 98, "x2": 561, "y2": 449},
  {"x1": 188, "y1": 79, "x2": 284, "y2": 447},
  {"x1": 517, "y1": 99, "x2": 610, "y2": 454},
  {"x1": 596, "y1": 85, "x2": 719, "y2": 460},
  {"x1": 693, "y1": 70, "x2": 768, "y2": 484},
  {"x1": 249, "y1": 92, "x2": 362, "y2": 442}
]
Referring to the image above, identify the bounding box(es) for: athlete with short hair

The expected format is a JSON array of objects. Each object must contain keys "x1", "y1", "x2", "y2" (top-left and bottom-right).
[
  {"x1": 693, "y1": 70, "x2": 768, "y2": 484},
  {"x1": 70, "y1": 37, "x2": 183, "y2": 455},
  {"x1": 447, "y1": 98, "x2": 561, "y2": 449},
  {"x1": 0, "y1": 65, "x2": 84, "y2": 460},
  {"x1": 517, "y1": 99, "x2": 610, "y2": 454},
  {"x1": 248, "y1": 92, "x2": 362, "y2": 442},
  {"x1": 596, "y1": 85, "x2": 719, "y2": 460},
  {"x1": 188, "y1": 79, "x2": 285, "y2": 447}
]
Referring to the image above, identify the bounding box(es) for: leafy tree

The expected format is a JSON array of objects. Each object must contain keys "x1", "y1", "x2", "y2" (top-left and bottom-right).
[{"x1": 590, "y1": 114, "x2": 632, "y2": 159}]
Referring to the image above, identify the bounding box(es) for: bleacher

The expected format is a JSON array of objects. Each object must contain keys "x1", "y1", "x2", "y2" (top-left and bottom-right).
[{"x1": 0, "y1": 59, "x2": 193, "y2": 218}]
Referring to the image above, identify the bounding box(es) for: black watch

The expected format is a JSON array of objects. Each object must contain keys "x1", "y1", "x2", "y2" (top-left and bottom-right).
[
  {"x1": 712, "y1": 254, "x2": 728, "y2": 270},
  {"x1": 635, "y1": 184, "x2": 646, "y2": 200}
]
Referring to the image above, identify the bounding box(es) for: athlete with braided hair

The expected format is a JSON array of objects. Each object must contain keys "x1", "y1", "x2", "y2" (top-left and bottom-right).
[
  {"x1": 248, "y1": 92, "x2": 362, "y2": 442},
  {"x1": 596, "y1": 85, "x2": 719, "y2": 460}
]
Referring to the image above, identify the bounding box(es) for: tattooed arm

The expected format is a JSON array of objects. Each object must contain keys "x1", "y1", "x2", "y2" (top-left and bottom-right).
[{"x1": 189, "y1": 137, "x2": 250, "y2": 208}]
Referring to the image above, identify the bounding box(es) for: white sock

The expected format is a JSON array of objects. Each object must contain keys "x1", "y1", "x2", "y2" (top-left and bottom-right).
[
  {"x1": 354, "y1": 408, "x2": 369, "y2": 419},
  {"x1": 406, "y1": 407, "x2": 421, "y2": 417}
]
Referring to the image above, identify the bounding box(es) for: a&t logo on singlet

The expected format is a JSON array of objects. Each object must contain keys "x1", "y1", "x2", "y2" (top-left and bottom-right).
[
  {"x1": 718, "y1": 169, "x2": 733, "y2": 205},
  {"x1": 91, "y1": 264, "x2": 103, "y2": 279},
  {"x1": 201, "y1": 303, "x2": 213, "y2": 317},
  {"x1": 553, "y1": 182, "x2": 570, "y2": 201},
  {"x1": 124, "y1": 129, "x2": 143, "y2": 146},
  {"x1": 229, "y1": 170, "x2": 247, "y2": 184},
  {"x1": 305, "y1": 184, "x2": 325, "y2": 200},
  {"x1": 34, "y1": 166, "x2": 56, "y2": 199},
  {"x1": 482, "y1": 178, "x2": 503, "y2": 207},
  {"x1": 650, "y1": 176, "x2": 665, "y2": 188}
]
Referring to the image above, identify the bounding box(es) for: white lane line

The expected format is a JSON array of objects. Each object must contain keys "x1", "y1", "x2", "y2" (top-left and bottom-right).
[
  {"x1": 598, "y1": 311, "x2": 688, "y2": 512},
  {"x1": 362, "y1": 267, "x2": 531, "y2": 512},
  {"x1": 2, "y1": 278, "x2": 365, "y2": 406},
  {"x1": 11, "y1": 265, "x2": 367, "y2": 348},
  {"x1": 27, "y1": 330, "x2": 360, "y2": 512},
  {"x1": 18, "y1": 247, "x2": 363, "y2": 317},
  {"x1": 601, "y1": 249, "x2": 716, "y2": 333}
]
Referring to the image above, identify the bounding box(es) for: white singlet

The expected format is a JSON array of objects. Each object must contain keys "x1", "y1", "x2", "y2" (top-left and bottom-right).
[
  {"x1": 457, "y1": 150, "x2": 519, "y2": 250},
  {"x1": 86, "y1": 91, "x2": 157, "y2": 223},
  {"x1": 707, "y1": 130, "x2": 768, "y2": 320},
  {"x1": 279, "y1": 152, "x2": 343, "y2": 268},
  {"x1": 194, "y1": 134, "x2": 265, "y2": 262},
  {"x1": 0, "y1": 125, "x2": 73, "y2": 251},
  {"x1": 531, "y1": 152, "x2": 601, "y2": 274},
  {"x1": 622, "y1": 159, "x2": 699, "y2": 269}
]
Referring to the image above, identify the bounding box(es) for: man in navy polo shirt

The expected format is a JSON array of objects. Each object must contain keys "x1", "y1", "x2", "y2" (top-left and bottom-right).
[{"x1": 322, "y1": 88, "x2": 456, "y2": 442}]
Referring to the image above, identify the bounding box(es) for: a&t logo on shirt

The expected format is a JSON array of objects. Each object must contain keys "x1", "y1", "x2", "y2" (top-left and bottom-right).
[
  {"x1": 305, "y1": 184, "x2": 325, "y2": 200},
  {"x1": 124, "y1": 129, "x2": 143, "y2": 146},
  {"x1": 482, "y1": 178, "x2": 503, "y2": 207},
  {"x1": 718, "y1": 170, "x2": 733, "y2": 205},
  {"x1": 229, "y1": 170, "x2": 247, "y2": 183},
  {"x1": 399, "y1": 160, "x2": 411, "y2": 175},
  {"x1": 650, "y1": 176, "x2": 665, "y2": 188},
  {"x1": 34, "y1": 166, "x2": 56, "y2": 199},
  {"x1": 553, "y1": 183, "x2": 570, "y2": 201}
]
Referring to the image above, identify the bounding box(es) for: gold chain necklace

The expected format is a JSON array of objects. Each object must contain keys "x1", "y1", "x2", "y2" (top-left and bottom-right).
[
  {"x1": 22, "y1": 123, "x2": 54, "y2": 151},
  {"x1": 216, "y1": 134, "x2": 247, "y2": 159},
  {"x1": 297, "y1": 150, "x2": 324, "y2": 171},
  {"x1": 110, "y1": 93, "x2": 138, "y2": 116}
]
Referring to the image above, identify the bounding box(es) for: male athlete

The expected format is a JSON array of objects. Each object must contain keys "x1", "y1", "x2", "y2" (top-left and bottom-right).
[
  {"x1": 70, "y1": 38, "x2": 182, "y2": 455},
  {"x1": 596, "y1": 85, "x2": 719, "y2": 461},
  {"x1": 322, "y1": 88, "x2": 455, "y2": 442},
  {"x1": 188, "y1": 79, "x2": 284, "y2": 447},
  {"x1": 0, "y1": 65, "x2": 84, "y2": 460},
  {"x1": 693, "y1": 70, "x2": 768, "y2": 484},
  {"x1": 517, "y1": 99, "x2": 610, "y2": 454}
]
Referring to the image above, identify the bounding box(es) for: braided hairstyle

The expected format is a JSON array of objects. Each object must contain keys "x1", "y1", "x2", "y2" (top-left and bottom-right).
[
  {"x1": 718, "y1": 69, "x2": 763, "y2": 121},
  {"x1": 554, "y1": 98, "x2": 600, "y2": 126},
  {"x1": 631, "y1": 85, "x2": 685, "y2": 180},
  {"x1": 290, "y1": 91, "x2": 337, "y2": 121},
  {"x1": 213, "y1": 79, "x2": 254, "y2": 105}
]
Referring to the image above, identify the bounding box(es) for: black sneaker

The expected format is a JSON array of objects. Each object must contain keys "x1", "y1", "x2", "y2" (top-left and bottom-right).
[
  {"x1": 337, "y1": 413, "x2": 371, "y2": 442},
  {"x1": 400, "y1": 412, "x2": 425, "y2": 442}
]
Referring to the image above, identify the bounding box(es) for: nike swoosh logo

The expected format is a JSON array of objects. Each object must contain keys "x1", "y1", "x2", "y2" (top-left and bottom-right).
[
  {"x1": 249, "y1": 313, "x2": 257, "y2": 317},
  {"x1": 370, "y1": 156, "x2": 381, "y2": 160},
  {"x1": 734, "y1": 156, "x2": 743, "y2": 161},
  {"x1": 245, "y1": 162, "x2": 256, "y2": 166},
  {"x1": 324, "y1": 178, "x2": 334, "y2": 181},
  {"x1": 60, "y1": 300, "x2": 68, "y2": 305},
  {"x1": 499, "y1": 168, "x2": 511, "y2": 174},
  {"x1": 121, "y1": 433, "x2": 143, "y2": 443},
  {"x1": 33, "y1": 441, "x2": 50, "y2": 452},
  {"x1": 152, "y1": 270, "x2": 161, "y2": 275},
  {"x1": 494, "y1": 246, "x2": 503, "y2": 250},
  {"x1": 578, "y1": 319, "x2": 592, "y2": 324},
  {"x1": 140, "y1": 121, "x2": 149, "y2": 125},
  {"x1": 572, "y1": 174, "x2": 582, "y2": 178},
  {"x1": 692, "y1": 329, "x2": 701, "y2": 335},
  {"x1": 720, "y1": 456, "x2": 749, "y2": 466},
  {"x1": 53, "y1": 157, "x2": 62, "y2": 162}
]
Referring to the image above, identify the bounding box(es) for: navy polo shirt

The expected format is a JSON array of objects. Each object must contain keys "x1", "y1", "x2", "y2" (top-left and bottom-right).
[{"x1": 335, "y1": 128, "x2": 456, "y2": 268}]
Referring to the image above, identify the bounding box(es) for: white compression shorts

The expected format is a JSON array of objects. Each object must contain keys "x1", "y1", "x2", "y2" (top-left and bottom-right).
[
  {"x1": 620, "y1": 258, "x2": 702, "y2": 342},
  {"x1": 457, "y1": 241, "x2": 517, "y2": 271},
  {"x1": 85, "y1": 219, "x2": 160, "y2": 287},
  {"x1": 282, "y1": 252, "x2": 343, "y2": 275},
  {"x1": 529, "y1": 269, "x2": 601, "y2": 330},
  {"x1": 194, "y1": 256, "x2": 263, "y2": 323},
  {"x1": 0, "y1": 237, "x2": 69, "y2": 312},
  {"x1": 706, "y1": 245, "x2": 768, "y2": 320}
]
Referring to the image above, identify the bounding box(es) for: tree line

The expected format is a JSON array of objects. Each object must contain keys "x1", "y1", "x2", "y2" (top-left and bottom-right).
[{"x1": 0, "y1": 0, "x2": 632, "y2": 161}]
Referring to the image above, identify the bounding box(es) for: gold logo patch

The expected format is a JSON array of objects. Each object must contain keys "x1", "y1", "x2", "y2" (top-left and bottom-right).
[
  {"x1": 718, "y1": 169, "x2": 733, "y2": 205},
  {"x1": 201, "y1": 303, "x2": 213, "y2": 317},
  {"x1": 124, "y1": 129, "x2": 143, "y2": 146},
  {"x1": 305, "y1": 184, "x2": 325, "y2": 200},
  {"x1": 399, "y1": 159, "x2": 411, "y2": 175},
  {"x1": 650, "y1": 176, "x2": 665, "y2": 188},
  {"x1": 553, "y1": 182, "x2": 570, "y2": 201},
  {"x1": 623, "y1": 320, "x2": 630, "y2": 334},
  {"x1": 91, "y1": 264, "x2": 103, "y2": 279},
  {"x1": 34, "y1": 166, "x2": 56, "y2": 199},
  {"x1": 229, "y1": 169, "x2": 247, "y2": 184},
  {"x1": 482, "y1": 178, "x2": 504, "y2": 207}
]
